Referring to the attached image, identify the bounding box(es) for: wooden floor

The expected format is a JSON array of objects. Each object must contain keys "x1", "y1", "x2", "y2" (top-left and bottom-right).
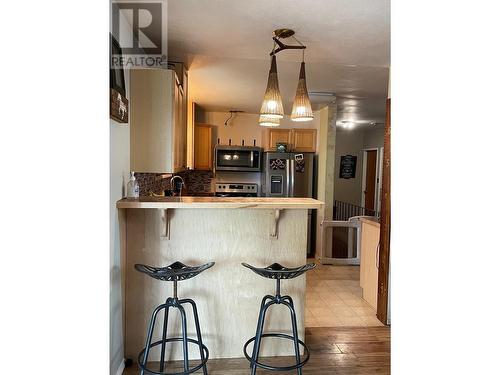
[{"x1": 123, "y1": 326, "x2": 390, "y2": 374}]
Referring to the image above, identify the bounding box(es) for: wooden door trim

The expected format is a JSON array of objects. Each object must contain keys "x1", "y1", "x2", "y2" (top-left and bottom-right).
[{"x1": 376, "y1": 98, "x2": 391, "y2": 324}]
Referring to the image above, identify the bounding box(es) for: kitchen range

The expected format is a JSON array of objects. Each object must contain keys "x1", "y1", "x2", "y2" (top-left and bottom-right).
[{"x1": 215, "y1": 183, "x2": 258, "y2": 197}]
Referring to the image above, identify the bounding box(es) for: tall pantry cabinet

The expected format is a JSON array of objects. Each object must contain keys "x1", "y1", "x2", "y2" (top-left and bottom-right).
[{"x1": 130, "y1": 68, "x2": 187, "y2": 173}]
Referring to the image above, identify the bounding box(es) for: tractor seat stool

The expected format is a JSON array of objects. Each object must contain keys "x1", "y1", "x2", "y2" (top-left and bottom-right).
[
  {"x1": 242, "y1": 262, "x2": 316, "y2": 375},
  {"x1": 135, "y1": 261, "x2": 215, "y2": 375}
]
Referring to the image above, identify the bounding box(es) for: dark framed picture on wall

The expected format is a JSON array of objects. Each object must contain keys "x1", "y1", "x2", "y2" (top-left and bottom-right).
[
  {"x1": 339, "y1": 154, "x2": 357, "y2": 179},
  {"x1": 110, "y1": 34, "x2": 128, "y2": 123}
]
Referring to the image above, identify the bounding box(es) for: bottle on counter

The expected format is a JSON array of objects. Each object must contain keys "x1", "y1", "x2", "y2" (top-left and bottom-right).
[{"x1": 127, "y1": 171, "x2": 140, "y2": 199}]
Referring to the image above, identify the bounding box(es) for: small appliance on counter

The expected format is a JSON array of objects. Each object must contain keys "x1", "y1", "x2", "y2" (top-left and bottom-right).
[{"x1": 215, "y1": 183, "x2": 258, "y2": 197}]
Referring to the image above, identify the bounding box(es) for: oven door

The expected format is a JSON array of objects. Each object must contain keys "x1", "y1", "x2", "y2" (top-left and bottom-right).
[{"x1": 215, "y1": 147, "x2": 261, "y2": 171}]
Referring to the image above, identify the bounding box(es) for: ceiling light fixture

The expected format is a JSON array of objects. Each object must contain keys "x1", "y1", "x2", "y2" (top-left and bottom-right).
[
  {"x1": 259, "y1": 54, "x2": 284, "y2": 119},
  {"x1": 340, "y1": 121, "x2": 355, "y2": 129},
  {"x1": 259, "y1": 29, "x2": 312, "y2": 125},
  {"x1": 291, "y1": 53, "x2": 313, "y2": 122}
]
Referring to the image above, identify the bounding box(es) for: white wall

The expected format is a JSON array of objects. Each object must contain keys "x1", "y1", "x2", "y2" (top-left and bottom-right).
[
  {"x1": 334, "y1": 129, "x2": 365, "y2": 205},
  {"x1": 333, "y1": 126, "x2": 385, "y2": 206},
  {"x1": 363, "y1": 127, "x2": 385, "y2": 149},
  {"x1": 110, "y1": 69, "x2": 130, "y2": 375}
]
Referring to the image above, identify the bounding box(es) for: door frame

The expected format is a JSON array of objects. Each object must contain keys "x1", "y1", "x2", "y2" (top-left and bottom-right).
[
  {"x1": 360, "y1": 147, "x2": 382, "y2": 212},
  {"x1": 376, "y1": 98, "x2": 391, "y2": 325},
  {"x1": 377, "y1": 147, "x2": 384, "y2": 214}
]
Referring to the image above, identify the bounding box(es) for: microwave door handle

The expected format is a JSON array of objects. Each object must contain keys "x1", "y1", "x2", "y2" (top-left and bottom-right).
[
  {"x1": 250, "y1": 151, "x2": 254, "y2": 167},
  {"x1": 290, "y1": 158, "x2": 294, "y2": 197}
]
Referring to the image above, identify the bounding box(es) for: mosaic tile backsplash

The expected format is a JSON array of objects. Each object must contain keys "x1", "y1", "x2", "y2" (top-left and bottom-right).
[
  {"x1": 135, "y1": 170, "x2": 214, "y2": 196},
  {"x1": 179, "y1": 170, "x2": 214, "y2": 195}
]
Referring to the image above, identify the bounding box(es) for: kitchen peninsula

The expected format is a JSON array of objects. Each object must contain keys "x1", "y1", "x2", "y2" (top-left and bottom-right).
[{"x1": 116, "y1": 196, "x2": 323, "y2": 361}]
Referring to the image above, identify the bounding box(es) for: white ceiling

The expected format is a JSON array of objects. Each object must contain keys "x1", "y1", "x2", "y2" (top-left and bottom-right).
[{"x1": 167, "y1": 0, "x2": 390, "y2": 128}]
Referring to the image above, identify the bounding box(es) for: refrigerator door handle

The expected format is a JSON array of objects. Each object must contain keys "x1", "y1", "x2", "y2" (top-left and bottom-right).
[{"x1": 286, "y1": 159, "x2": 290, "y2": 197}]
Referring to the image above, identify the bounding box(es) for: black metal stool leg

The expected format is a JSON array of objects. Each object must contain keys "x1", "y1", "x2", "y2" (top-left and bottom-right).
[
  {"x1": 283, "y1": 297, "x2": 302, "y2": 375},
  {"x1": 159, "y1": 302, "x2": 171, "y2": 373},
  {"x1": 251, "y1": 300, "x2": 274, "y2": 375},
  {"x1": 180, "y1": 298, "x2": 208, "y2": 375},
  {"x1": 140, "y1": 304, "x2": 166, "y2": 375},
  {"x1": 177, "y1": 303, "x2": 190, "y2": 372},
  {"x1": 250, "y1": 295, "x2": 274, "y2": 369}
]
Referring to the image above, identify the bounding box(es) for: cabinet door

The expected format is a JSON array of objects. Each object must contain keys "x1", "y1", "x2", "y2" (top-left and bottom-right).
[
  {"x1": 194, "y1": 124, "x2": 213, "y2": 170},
  {"x1": 292, "y1": 129, "x2": 317, "y2": 152},
  {"x1": 130, "y1": 69, "x2": 174, "y2": 173},
  {"x1": 173, "y1": 81, "x2": 187, "y2": 172},
  {"x1": 181, "y1": 87, "x2": 187, "y2": 169},
  {"x1": 360, "y1": 221, "x2": 380, "y2": 310},
  {"x1": 266, "y1": 129, "x2": 292, "y2": 151},
  {"x1": 172, "y1": 81, "x2": 182, "y2": 171}
]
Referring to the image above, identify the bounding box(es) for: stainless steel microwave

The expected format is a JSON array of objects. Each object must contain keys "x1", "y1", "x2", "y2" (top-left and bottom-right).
[{"x1": 214, "y1": 145, "x2": 262, "y2": 172}]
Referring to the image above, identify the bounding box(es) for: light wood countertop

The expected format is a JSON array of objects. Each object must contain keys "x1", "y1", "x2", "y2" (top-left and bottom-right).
[
  {"x1": 116, "y1": 196, "x2": 324, "y2": 209},
  {"x1": 360, "y1": 217, "x2": 380, "y2": 227}
]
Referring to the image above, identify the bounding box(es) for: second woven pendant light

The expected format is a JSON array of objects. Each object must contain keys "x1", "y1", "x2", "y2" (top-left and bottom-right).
[{"x1": 291, "y1": 61, "x2": 313, "y2": 122}]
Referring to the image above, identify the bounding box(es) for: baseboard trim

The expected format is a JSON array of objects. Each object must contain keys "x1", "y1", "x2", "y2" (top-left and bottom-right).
[{"x1": 115, "y1": 359, "x2": 125, "y2": 375}]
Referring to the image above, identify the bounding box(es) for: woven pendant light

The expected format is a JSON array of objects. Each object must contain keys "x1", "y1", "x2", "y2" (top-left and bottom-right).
[
  {"x1": 260, "y1": 55, "x2": 284, "y2": 119},
  {"x1": 259, "y1": 115, "x2": 280, "y2": 127},
  {"x1": 291, "y1": 61, "x2": 313, "y2": 122}
]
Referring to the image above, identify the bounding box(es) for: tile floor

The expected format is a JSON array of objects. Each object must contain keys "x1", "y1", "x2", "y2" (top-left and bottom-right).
[{"x1": 305, "y1": 262, "x2": 384, "y2": 327}]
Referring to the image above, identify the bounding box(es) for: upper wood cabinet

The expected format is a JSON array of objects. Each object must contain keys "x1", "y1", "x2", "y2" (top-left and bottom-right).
[
  {"x1": 262, "y1": 128, "x2": 317, "y2": 152},
  {"x1": 130, "y1": 69, "x2": 187, "y2": 173},
  {"x1": 292, "y1": 129, "x2": 317, "y2": 152},
  {"x1": 268, "y1": 129, "x2": 292, "y2": 150},
  {"x1": 194, "y1": 123, "x2": 215, "y2": 170}
]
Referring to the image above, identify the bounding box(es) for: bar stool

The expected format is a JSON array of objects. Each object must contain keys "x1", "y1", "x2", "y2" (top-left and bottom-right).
[
  {"x1": 242, "y1": 262, "x2": 316, "y2": 375},
  {"x1": 135, "y1": 261, "x2": 215, "y2": 375}
]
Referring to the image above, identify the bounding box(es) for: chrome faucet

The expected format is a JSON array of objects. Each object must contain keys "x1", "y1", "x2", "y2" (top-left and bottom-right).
[{"x1": 170, "y1": 175, "x2": 185, "y2": 197}]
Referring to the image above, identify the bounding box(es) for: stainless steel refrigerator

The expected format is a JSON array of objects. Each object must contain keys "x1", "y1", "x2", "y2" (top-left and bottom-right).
[
  {"x1": 261, "y1": 152, "x2": 314, "y2": 198},
  {"x1": 261, "y1": 152, "x2": 316, "y2": 255}
]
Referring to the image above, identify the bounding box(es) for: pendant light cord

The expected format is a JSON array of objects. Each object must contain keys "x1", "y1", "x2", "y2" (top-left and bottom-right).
[
  {"x1": 290, "y1": 35, "x2": 305, "y2": 62},
  {"x1": 290, "y1": 35, "x2": 305, "y2": 47}
]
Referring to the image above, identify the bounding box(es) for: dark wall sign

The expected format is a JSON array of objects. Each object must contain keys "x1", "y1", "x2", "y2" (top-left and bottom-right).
[{"x1": 339, "y1": 155, "x2": 357, "y2": 179}]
